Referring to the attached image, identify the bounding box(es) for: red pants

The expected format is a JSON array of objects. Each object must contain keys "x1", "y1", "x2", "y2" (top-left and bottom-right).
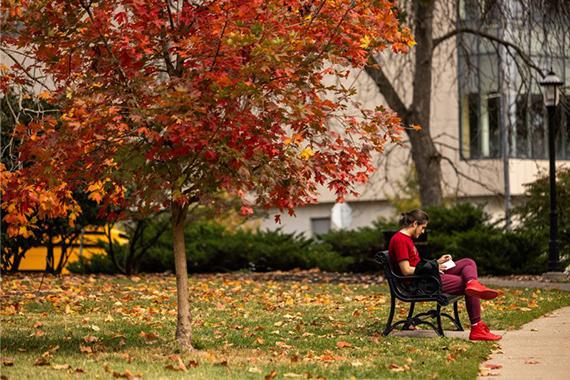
[{"x1": 441, "y1": 258, "x2": 481, "y2": 325}]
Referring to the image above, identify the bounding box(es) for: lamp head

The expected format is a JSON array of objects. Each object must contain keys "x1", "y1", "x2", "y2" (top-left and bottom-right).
[{"x1": 539, "y1": 70, "x2": 564, "y2": 106}]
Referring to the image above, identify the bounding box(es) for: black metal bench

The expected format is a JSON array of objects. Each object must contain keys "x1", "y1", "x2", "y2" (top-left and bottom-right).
[{"x1": 375, "y1": 250, "x2": 464, "y2": 337}]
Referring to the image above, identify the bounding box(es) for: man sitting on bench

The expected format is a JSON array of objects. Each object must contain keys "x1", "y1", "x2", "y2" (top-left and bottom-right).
[{"x1": 389, "y1": 209, "x2": 502, "y2": 341}]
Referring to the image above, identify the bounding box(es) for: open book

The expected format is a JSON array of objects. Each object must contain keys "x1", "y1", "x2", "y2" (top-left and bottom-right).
[{"x1": 441, "y1": 260, "x2": 456, "y2": 270}]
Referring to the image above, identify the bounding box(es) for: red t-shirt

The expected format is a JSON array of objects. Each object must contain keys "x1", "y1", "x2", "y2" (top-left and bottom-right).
[{"x1": 388, "y1": 231, "x2": 420, "y2": 271}]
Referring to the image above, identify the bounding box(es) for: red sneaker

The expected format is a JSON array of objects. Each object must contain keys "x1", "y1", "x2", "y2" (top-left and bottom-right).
[
  {"x1": 469, "y1": 322, "x2": 502, "y2": 341},
  {"x1": 465, "y1": 280, "x2": 501, "y2": 300}
]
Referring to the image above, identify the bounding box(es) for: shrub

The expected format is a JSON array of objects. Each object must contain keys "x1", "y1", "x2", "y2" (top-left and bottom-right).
[
  {"x1": 68, "y1": 252, "x2": 120, "y2": 274},
  {"x1": 513, "y1": 167, "x2": 570, "y2": 265},
  {"x1": 317, "y1": 226, "x2": 385, "y2": 272},
  {"x1": 441, "y1": 229, "x2": 547, "y2": 275},
  {"x1": 421, "y1": 203, "x2": 549, "y2": 275},
  {"x1": 425, "y1": 203, "x2": 489, "y2": 235},
  {"x1": 73, "y1": 220, "x2": 354, "y2": 274}
]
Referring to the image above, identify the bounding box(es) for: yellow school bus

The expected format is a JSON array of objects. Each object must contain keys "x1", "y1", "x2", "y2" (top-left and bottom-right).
[{"x1": 17, "y1": 226, "x2": 128, "y2": 274}]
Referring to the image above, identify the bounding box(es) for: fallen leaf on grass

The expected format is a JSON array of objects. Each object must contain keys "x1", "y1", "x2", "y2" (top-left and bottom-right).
[
  {"x1": 83, "y1": 335, "x2": 99, "y2": 343},
  {"x1": 42, "y1": 346, "x2": 59, "y2": 358},
  {"x1": 112, "y1": 369, "x2": 142, "y2": 380},
  {"x1": 336, "y1": 341, "x2": 352, "y2": 349},
  {"x1": 187, "y1": 360, "x2": 199, "y2": 368},
  {"x1": 389, "y1": 363, "x2": 410, "y2": 372},
  {"x1": 33, "y1": 322, "x2": 43, "y2": 329},
  {"x1": 139, "y1": 331, "x2": 159, "y2": 341},
  {"x1": 2, "y1": 359, "x2": 14, "y2": 366},
  {"x1": 264, "y1": 370, "x2": 278, "y2": 380},
  {"x1": 52, "y1": 364, "x2": 71, "y2": 370},
  {"x1": 283, "y1": 373, "x2": 303, "y2": 378},
  {"x1": 351, "y1": 360, "x2": 363, "y2": 367},
  {"x1": 318, "y1": 353, "x2": 345, "y2": 362},
  {"x1": 34, "y1": 357, "x2": 50, "y2": 366},
  {"x1": 165, "y1": 355, "x2": 187, "y2": 372},
  {"x1": 215, "y1": 360, "x2": 228, "y2": 366},
  {"x1": 276, "y1": 341, "x2": 292, "y2": 349},
  {"x1": 90, "y1": 325, "x2": 101, "y2": 332},
  {"x1": 478, "y1": 368, "x2": 500, "y2": 377},
  {"x1": 118, "y1": 353, "x2": 133, "y2": 363},
  {"x1": 79, "y1": 344, "x2": 93, "y2": 354},
  {"x1": 248, "y1": 367, "x2": 262, "y2": 373}
]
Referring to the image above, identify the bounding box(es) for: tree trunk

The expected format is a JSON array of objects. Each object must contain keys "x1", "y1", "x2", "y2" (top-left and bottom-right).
[
  {"x1": 46, "y1": 231, "x2": 55, "y2": 274},
  {"x1": 171, "y1": 202, "x2": 193, "y2": 351},
  {"x1": 408, "y1": 0, "x2": 443, "y2": 207}
]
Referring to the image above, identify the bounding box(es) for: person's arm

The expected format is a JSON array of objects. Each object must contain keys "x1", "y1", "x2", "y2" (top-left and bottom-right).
[{"x1": 398, "y1": 260, "x2": 415, "y2": 276}]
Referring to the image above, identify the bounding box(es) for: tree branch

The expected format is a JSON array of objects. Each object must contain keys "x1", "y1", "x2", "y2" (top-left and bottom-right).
[
  {"x1": 364, "y1": 55, "x2": 409, "y2": 119},
  {"x1": 0, "y1": 48, "x2": 51, "y2": 91},
  {"x1": 440, "y1": 155, "x2": 504, "y2": 197},
  {"x1": 432, "y1": 27, "x2": 544, "y2": 76}
]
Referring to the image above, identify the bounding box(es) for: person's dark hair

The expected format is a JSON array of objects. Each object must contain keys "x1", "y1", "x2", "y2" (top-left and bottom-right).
[{"x1": 399, "y1": 209, "x2": 429, "y2": 227}]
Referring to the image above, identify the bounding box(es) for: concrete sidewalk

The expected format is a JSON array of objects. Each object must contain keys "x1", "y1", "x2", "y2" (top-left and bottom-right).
[
  {"x1": 477, "y1": 306, "x2": 570, "y2": 379},
  {"x1": 479, "y1": 276, "x2": 570, "y2": 292}
]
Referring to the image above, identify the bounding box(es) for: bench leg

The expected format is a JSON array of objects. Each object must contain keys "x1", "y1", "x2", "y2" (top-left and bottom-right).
[
  {"x1": 383, "y1": 296, "x2": 397, "y2": 336},
  {"x1": 402, "y1": 302, "x2": 416, "y2": 330},
  {"x1": 453, "y1": 301, "x2": 464, "y2": 331},
  {"x1": 435, "y1": 304, "x2": 444, "y2": 337}
]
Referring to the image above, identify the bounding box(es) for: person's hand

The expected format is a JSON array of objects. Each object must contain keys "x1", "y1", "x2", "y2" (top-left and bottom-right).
[
  {"x1": 438, "y1": 263, "x2": 447, "y2": 274},
  {"x1": 437, "y1": 254, "x2": 452, "y2": 264}
]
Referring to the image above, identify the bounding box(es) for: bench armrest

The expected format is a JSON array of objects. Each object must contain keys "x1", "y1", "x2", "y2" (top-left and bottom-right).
[{"x1": 375, "y1": 250, "x2": 442, "y2": 297}]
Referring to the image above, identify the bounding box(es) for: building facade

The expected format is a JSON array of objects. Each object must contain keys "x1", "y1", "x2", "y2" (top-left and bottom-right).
[{"x1": 259, "y1": 0, "x2": 570, "y2": 236}]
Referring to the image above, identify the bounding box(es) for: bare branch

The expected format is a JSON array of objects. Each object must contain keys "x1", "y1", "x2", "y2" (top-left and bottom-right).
[
  {"x1": 433, "y1": 27, "x2": 543, "y2": 76},
  {"x1": 0, "y1": 48, "x2": 51, "y2": 91},
  {"x1": 440, "y1": 155, "x2": 504, "y2": 197},
  {"x1": 364, "y1": 56, "x2": 409, "y2": 119}
]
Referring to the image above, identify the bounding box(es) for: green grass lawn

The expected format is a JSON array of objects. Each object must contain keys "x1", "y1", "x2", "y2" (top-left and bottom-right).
[{"x1": 1, "y1": 272, "x2": 569, "y2": 380}]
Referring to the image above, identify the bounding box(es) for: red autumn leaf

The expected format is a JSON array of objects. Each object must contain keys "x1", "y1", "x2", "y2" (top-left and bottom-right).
[
  {"x1": 336, "y1": 341, "x2": 352, "y2": 349},
  {"x1": 264, "y1": 370, "x2": 278, "y2": 380}
]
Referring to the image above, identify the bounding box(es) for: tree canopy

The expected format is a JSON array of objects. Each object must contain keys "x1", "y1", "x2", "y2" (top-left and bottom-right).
[
  {"x1": 1, "y1": 0, "x2": 413, "y2": 233},
  {"x1": 1, "y1": 0, "x2": 413, "y2": 349}
]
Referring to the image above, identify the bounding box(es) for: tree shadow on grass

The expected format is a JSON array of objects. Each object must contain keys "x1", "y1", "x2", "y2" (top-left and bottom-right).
[{"x1": 1, "y1": 327, "x2": 174, "y2": 355}]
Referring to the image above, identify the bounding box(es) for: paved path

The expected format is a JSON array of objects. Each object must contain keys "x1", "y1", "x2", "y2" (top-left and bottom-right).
[
  {"x1": 477, "y1": 306, "x2": 570, "y2": 379},
  {"x1": 479, "y1": 276, "x2": 570, "y2": 292}
]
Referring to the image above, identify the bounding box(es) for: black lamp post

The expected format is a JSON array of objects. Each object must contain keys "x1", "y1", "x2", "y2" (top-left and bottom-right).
[{"x1": 539, "y1": 70, "x2": 564, "y2": 273}]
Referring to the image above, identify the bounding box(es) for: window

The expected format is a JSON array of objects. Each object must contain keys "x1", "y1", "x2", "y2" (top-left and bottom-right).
[
  {"x1": 514, "y1": 94, "x2": 546, "y2": 159},
  {"x1": 461, "y1": 93, "x2": 501, "y2": 159},
  {"x1": 457, "y1": 2, "x2": 570, "y2": 161},
  {"x1": 310, "y1": 217, "x2": 330, "y2": 236}
]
